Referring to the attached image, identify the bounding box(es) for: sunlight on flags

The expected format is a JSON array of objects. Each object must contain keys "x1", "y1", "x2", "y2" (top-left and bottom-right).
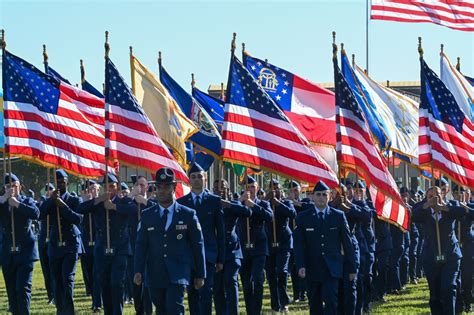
[
  {"x1": 130, "y1": 54, "x2": 198, "y2": 167},
  {"x1": 440, "y1": 52, "x2": 474, "y2": 121}
]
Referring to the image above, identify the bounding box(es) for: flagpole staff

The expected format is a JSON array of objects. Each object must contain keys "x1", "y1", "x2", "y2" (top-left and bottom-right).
[
  {"x1": 269, "y1": 173, "x2": 278, "y2": 248},
  {"x1": 104, "y1": 31, "x2": 112, "y2": 255},
  {"x1": 80, "y1": 59, "x2": 85, "y2": 85},
  {"x1": 456, "y1": 57, "x2": 461, "y2": 71},
  {"x1": 46, "y1": 169, "x2": 51, "y2": 243},
  {"x1": 42, "y1": 44, "x2": 49, "y2": 72},
  {"x1": 1, "y1": 29, "x2": 6, "y2": 178}
]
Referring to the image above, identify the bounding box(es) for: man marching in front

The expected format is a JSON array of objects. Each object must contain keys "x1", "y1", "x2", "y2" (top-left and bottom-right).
[
  {"x1": 294, "y1": 180, "x2": 357, "y2": 315},
  {"x1": 134, "y1": 168, "x2": 206, "y2": 315}
]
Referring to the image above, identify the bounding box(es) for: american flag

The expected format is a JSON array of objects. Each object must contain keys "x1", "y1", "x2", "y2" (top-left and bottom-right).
[
  {"x1": 371, "y1": 0, "x2": 474, "y2": 32},
  {"x1": 2, "y1": 50, "x2": 107, "y2": 177},
  {"x1": 221, "y1": 56, "x2": 338, "y2": 187},
  {"x1": 105, "y1": 58, "x2": 188, "y2": 183},
  {"x1": 419, "y1": 58, "x2": 474, "y2": 189},
  {"x1": 334, "y1": 55, "x2": 408, "y2": 230}
]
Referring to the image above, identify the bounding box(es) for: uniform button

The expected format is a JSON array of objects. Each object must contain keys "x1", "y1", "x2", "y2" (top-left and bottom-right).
[
  {"x1": 164, "y1": 244, "x2": 167, "y2": 248},
  {"x1": 163, "y1": 254, "x2": 167, "y2": 258},
  {"x1": 321, "y1": 235, "x2": 324, "y2": 238},
  {"x1": 228, "y1": 242, "x2": 232, "y2": 245},
  {"x1": 321, "y1": 243, "x2": 324, "y2": 246},
  {"x1": 322, "y1": 252, "x2": 325, "y2": 255},
  {"x1": 164, "y1": 234, "x2": 167, "y2": 238}
]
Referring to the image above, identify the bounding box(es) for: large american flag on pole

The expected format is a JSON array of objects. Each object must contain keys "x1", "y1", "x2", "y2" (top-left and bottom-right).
[
  {"x1": 334, "y1": 52, "x2": 408, "y2": 230},
  {"x1": 105, "y1": 58, "x2": 188, "y2": 183},
  {"x1": 371, "y1": 0, "x2": 474, "y2": 32},
  {"x1": 221, "y1": 55, "x2": 338, "y2": 187},
  {"x1": 2, "y1": 50, "x2": 107, "y2": 177},
  {"x1": 418, "y1": 57, "x2": 474, "y2": 189}
]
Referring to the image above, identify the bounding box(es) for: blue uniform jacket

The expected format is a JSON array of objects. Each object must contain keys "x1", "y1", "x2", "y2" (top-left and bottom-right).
[
  {"x1": 238, "y1": 198, "x2": 273, "y2": 257},
  {"x1": 294, "y1": 206, "x2": 357, "y2": 281},
  {"x1": 0, "y1": 195, "x2": 39, "y2": 264},
  {"x1": 353, "y1": 199, "x2": 376, "y2": 253},
  {"x1": 78, "y1": 195, "x2": 136, "y2": 256},
  {"x1": 129, "y1": 199, "x2": 156, "y2": 254},
  {"x1": 413, "y1": 199, "x2": 472, "y2": 264},
  {"x1": 178, "y1": 191, "x2": 226, "y2": 264},
  {"x1": 134, "y1": 202, "x2": 206, "y2": 288},
  {"x1": 223, "y1": 200, "x2": 252, "y2": 261},
  {"x1": 266, "y1": 199, "x2": 296, "y2": 253},
  {"x1": 39, "y1": 192, "x2": 83, "y2": 258}
]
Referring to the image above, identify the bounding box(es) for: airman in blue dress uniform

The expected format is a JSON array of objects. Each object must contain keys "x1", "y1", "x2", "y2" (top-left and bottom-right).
[
  {"x1": 39, "y1": 169, "x2": 83, "y2": 315},
  {"x1": 177, "y1": 162, "x2": 225, "y2": 315},
  {"x1": 294, "y1": 180, "x2": 357, "y2": 315},
  {"x1": 0, "y1": 173, "x2": 40, "y2": 315}
]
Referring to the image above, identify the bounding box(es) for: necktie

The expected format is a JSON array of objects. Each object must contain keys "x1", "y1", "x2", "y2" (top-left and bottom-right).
[
  {"x1": 161, "y1": 208, "x2": 169, "y2": 230},
  {"x1": 318, "y1": 211, "x2": 324, "y2": 221},
  {"x1": 196, "y1": 196, "x2": 201, "y2": 207}
]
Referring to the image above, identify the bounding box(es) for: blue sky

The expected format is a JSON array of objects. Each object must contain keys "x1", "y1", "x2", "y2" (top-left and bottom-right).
[{"x1": 1, "y1": 0, "x2": 473, "y2": 93}]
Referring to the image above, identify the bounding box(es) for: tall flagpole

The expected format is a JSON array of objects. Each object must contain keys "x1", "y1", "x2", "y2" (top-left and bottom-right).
[
  {"x1": 366, "y1": 0, "x2": 370, "y2": 74},
  {"x1": 104, "y1": 31, "x2": 112, "y2": 255}
]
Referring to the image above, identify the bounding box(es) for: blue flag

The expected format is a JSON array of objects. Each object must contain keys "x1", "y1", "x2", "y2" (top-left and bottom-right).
[
  {"x1": 192, "y1": 87, "x2": 225, "y2": 132},
  {"x1": 82, "y1": 80, "x2": 104, "y2": 98},
  {"x1": 465, "y1": 75, "x2": 474, "y2": 87},
  {"x1": 45, "y1": 65, "x2": 71, "y2": 85},
  {"x1": 341, "y1": 52, "x2": 389, "y2": 150},
  {"x1": 159, "y1": 65, "x2": 221, "y2": 158}
]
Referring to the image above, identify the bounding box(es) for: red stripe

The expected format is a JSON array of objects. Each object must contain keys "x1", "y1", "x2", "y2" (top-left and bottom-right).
[
  {"x1": 370, "y1": 14, "x2": 474, "y2": 31},
  {"x1": 221, "y1": 148, "x2": 337, "y2": 187},
  {"x1": 375, "y1": 1, "x2": 474, "y2": 19},
  {"x1": 6, "y1": 128, "x2": 105, "y2": 163},
  {"x1": 5, "y1": 110, "x2": 104, "y2": 146},
  {"x1": 7, "y1": 145, "x2": 104, "y2": 177},
  {"x1": 285, "y1": 112, "x2": 336, "y2": 145},
  {"x1": 426, "y1": 119, "x2": 474, "y2": 154},
  {"x1": 431, "y1": 159, "x2": 474, "y2": 188},
  {"x1": 339, "y1": 134, "x2": 387, "y2": 173},
  {"x1": 389, "y1": 197, "x2": 400, "y2": 223},
  {"x1": 293, "y1": 75, "x2": 335, "y2": 96},
  {"x1": 223, "y1": 129, "x2": 321, "y2": 166},
  {"x1": 108, "y1": 111, "x2": 158, "y2": 137},
  {"x1": 60, "y1": 84, "x2": 105, "y2": 108},
  {"x1": 108, "y1": 130, "x2": 175, "y2": 159},
  {"x1": 339, "y1": 116, "x2": 375, "y2": 147},
  {"x1": 430, "y1": 141, "x2": 474, "y2": 171},
  {"x1": 225, "y1": 112, "x2": 304, "y2": 144},
  {"x1": 108, "y1": 148, "x2": 188, "y2": 183}
]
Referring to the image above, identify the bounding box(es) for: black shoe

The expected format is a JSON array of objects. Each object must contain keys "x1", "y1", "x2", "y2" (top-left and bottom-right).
[
  {"x1": 93, "y1": 307, "x2": 102, "y2": 313},
  {"x1": 47, "y1": 298, "x2": 55, "y2": 305},
  {"x1": 464, "y1": 305, "x2": 472, "y2": 313}
]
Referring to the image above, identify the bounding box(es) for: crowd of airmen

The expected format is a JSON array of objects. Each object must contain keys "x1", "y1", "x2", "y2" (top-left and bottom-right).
[{"x1": 0, "y1": 163, "x2": 473, "y2": 315}]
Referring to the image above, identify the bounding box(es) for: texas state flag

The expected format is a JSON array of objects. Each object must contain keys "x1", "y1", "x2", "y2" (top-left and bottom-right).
[{"x1": 245, "y1": 54, "x2": 336, "y2": 146}]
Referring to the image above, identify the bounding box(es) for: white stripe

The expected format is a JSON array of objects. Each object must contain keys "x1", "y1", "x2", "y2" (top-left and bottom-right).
[
  {"x1": 371, "y1": 8, "x2": 474, "y2": 28},
  {"x1": 430, "y1": 149, "x2": 474, "y2": 178},
  {"x1": 291, "y1": 87, "x2": 335, "y2": 119},
  {"x1": 5, "y1": 118, "x2": 105, "y2": 154},
  {"x1": 221, "y1": 139, "x2": 337, "y2": 182},
  {"x1": 372, "y1": 1, "x2": 474, "y2": 21},
  {"x1": 371, "y1": 0, "x2": 474, "y2": 18},
  {"x1": 5, "y1": 137, "x2": 105, "y2": 170}
]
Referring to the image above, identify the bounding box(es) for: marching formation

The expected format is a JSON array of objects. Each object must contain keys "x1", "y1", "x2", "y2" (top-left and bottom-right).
[{"x1": 0, "y1": 165, "x2": 473, "y2": 315}]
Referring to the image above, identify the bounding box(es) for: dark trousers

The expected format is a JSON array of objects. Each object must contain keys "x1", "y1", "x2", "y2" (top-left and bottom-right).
[
  {"x1": 240, "y1": 255, "x2": 266, "y2": 315},
  {"x1": 364, "y1": 252, "x2": 375, "y2": 309},
  {"x1": 424, "y1": 258, "x2": 460, "y2": 315},
  {"x1": 290, "y1": 251, "x2": 306, "y2": 300},
  {"x1": 338, "y1": 262, "x2": 357, "y2": 315},
  {"x1": 81, "y1": 252, "x2": 101, "y2": 307},
  {"x1": 127, "y1": 255, "x2": 152, "y2": 314},
  {"x1": 2, "y1": 259, "x2": 34, "y2": 315},
  {"x1": 388, "y1": 245, "x2": 403, "y2": 291},
  {"x1": 408, "y1": 234, "x2": 419, "y2": 281},
  {"x1": 307, "y1": 277, "x2": 339, "y2": 315},
  {"x1": 188, "y1": 262, "x2": 216, "y2": 315},
  {"x1": 374, "y1": 249, "x2": 391, "y2": 298},
  {"x1": 97, "y1": 254, "x2": 128, "y2": 315},
  {"x1": 457, "y1": 243, "x2": 473, "y2": 312},
  {"x1": 39, "y1": 242, "x2": 54, "y2": 301},
  {"x1": 400, "y1": 234, "x2": 410, "y2": 287},
  {"x1": 50, "y1": 253, "x2": 78, "y2": 315},
  {"x1": 266, "y1": 250, "x2": 291, "y2": 311},
  {"x1": 149, "y1": 284, "x2": 186, "y2": 315},
  {"x1": 214, "y1": 258, "x2": 241, "y2": 315}
]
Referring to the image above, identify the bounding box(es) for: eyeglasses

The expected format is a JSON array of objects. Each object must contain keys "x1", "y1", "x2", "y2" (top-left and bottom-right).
[{"x1": 315, "y1": 192, "x2": 328, "y2": 197}]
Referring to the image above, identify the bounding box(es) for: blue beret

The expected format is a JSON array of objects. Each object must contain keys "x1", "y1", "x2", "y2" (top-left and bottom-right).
[
  {"x1": 435, "y1": 178, "x2": 449, "y2": 187},
  {"x1": 45, "y1": 183, "x2": 55, "y2": 190},
  {"x1": 155, "y1": 168, "x2": 176, "y2": 184},
  {"x1": 103, "y1": 173, "x2": 118, "y2": 184},
  {"x1": 120, "y1": 182, "x2": 129, "y2": 190},
  {"x1": 288, "y1": 180, "x2": 300, "y2": 189},
  {"x1": 188, "y1": 162, "x2": 204, "y2": 175},
  {"x1": 4, "y1": 173, "x2": 19, "y2": 185},
  {"x1": 354, "y1": 180, "x2": 366, "y2": 189},
  {"x1": 245, "y1": 176, "x2": 256, "y2": 185},
  {"x1": 55, "y1": 169, "x2": 68, "y2": 180},
  {"x1": 313, "y1": 180, "x2": 330, "y2": 192}
]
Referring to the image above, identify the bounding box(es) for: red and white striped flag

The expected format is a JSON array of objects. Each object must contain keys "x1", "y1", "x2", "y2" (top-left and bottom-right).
[
  {"x1": 222, "y1": 56, "x2": 339, "y2": 187},
  {"x1": 371, "y1": 0, "x2": 474, "y2": 32},
  {"x1": 419, "y1": 58, "x2": 474, "y2": 188},
  {"x1": 105, "y1": 58, "x2": 188, "y2": 183},
  {"x1": 3, "y1": 50, "x2": 107, "y2": 178},
  {"x1": 334, "y1": 54, "x2": 408, "y2": 230}
]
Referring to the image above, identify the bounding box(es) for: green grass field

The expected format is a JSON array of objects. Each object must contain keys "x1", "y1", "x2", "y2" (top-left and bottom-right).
[{"x1": 0, "y1": 261, "x2": 434, "y2": 314}]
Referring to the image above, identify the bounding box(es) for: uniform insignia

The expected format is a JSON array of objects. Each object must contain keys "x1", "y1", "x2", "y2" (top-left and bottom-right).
[
  {"x1": 147, "y1": 227, "x2": 155, "y2": 231},
  {"x1": 177, "y1": 234, "x2": 183, "y2": 240},
  {"x1": 160, "y1": 174, "x2": 166, "y2": 180},
  {"x1": 330, "y1": 227, "x2": 337, "y2": 230},
  {"x1": 178, "y1": 221, "x2": 184, "y2": 224},
  {"x1": 306, "y1": 228, "x2": 314, "y2": 231},
  {"x1": 176, "y1": 224, "x2": 188, "y2": 230}
]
